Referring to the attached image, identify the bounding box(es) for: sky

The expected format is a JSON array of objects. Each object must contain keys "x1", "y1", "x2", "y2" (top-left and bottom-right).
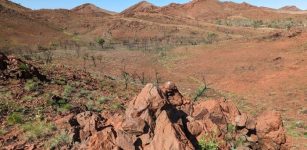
[{"x1": 11, "y1": 0, "x2": 307, "y2": 12}]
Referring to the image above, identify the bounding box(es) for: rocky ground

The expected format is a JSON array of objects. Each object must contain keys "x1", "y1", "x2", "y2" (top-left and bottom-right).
[{"x1": 0, "y1": 52, "x2": 289, "y2": 149}]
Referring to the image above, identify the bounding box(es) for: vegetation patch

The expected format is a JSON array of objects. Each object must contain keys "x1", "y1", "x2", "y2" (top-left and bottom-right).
[
  {"x1": 45, "y1": 131, "x2": 72, "y2": 149},
  {"x1": 7, "y1": 112, "x2": 23, "y2": 125},
  {"x1": 24, "y1": 79, "x2": 40, "y2": 92},
  {"x1": 22, "y1": 120, "x2": 56, "y2": 141},
  {"x1": 198, "y1": 133, "x2": 219, "y2": 150}
]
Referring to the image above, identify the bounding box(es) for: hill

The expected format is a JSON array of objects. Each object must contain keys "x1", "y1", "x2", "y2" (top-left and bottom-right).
[
  {"x1": 1, "y1": 0, "x2": 307, "y2": 50},
  {"x1": 279, "y1": 5, "x2": 301, "y2": 11},
  {"x1": 72, "y1": 3, "x2": 116, "y2": 15},
  {"x1": 0, "y1": 0, "x2": 30, "y2": 12},
  {"x1": 0, "y1": 1, "x2": 69, "y2": 49},
  {"x1": 121, "y1": 1, "x2": 159, "y2": 15}
]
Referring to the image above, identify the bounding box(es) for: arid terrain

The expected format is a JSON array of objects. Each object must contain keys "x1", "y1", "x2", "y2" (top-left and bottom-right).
[{"x1": 0, "y1": 0, "x2": 307, "y2": 149}]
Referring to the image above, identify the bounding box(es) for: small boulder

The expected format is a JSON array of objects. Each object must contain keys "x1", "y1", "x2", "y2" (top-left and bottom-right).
[
  {"x1": 235, "y1": 113, "x2": 248, "y2": 127},
  {"x1": 80, "y1": 127, "x2": 117, "y2": 150},
  {"x1": 75, "y1": 111, "x2": 104, "y2": 141},
  {"x1": 144, "y1": 111, "x2": 194, "y2": 150},
  {"x1": 256, "y1": 111, "x2": 286, "y2": 149}
]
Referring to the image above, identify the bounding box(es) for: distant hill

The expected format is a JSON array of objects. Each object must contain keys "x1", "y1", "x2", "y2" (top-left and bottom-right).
[
  {"x1": 1, "y1": 0, "x2": 307, "y2": 49},
  {"x1": 279, "y1": 6, "x2": 301, "y2": 11},
  {"x1": 0, "y1": 0, "x2": 69, "y2": 48},
  {"x1": 72, "y1": 3, "x2": 116, "y2": 15},
  {"x1": 121, "y1": 1, "x2": 158, "y2": 15},
  {"x1": 0, "y1": 0, "x2": 30, "y2": 12}
]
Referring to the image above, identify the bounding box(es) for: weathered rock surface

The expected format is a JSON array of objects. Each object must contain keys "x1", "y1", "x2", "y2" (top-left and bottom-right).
[
  {"x1": 50, "y1": 82, "x2": 288, "y2": 150},
  {"x1": 144, "y1": 111, "x2": 194, "y2": 150},
  {"x1": 0, "y1": 52, "x2": 47, "y2": 81},
  {"x1": 256, "y1": 111, "x2": 287, "y2": 149}
]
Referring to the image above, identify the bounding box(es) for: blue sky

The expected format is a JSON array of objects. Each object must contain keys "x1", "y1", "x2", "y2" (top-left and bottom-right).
[{"x1": 11, "y1": 0, "x2": 307, "y2": 12}]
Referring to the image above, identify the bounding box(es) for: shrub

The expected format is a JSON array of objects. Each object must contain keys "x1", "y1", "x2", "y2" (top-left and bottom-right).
[
  {"x1": 7, "y1": 112, "x2": 23, "y2": 125},
  {"x1": 252, "y1": 20, "x2": 263, "y2": 28},
  {"x1": 19, "y1": 63, "x2": 29, "y2": 72},
  {"x1": 227, "y1": 124, "x2": 236, "y2": 133},
  {"x1": 63, "y1": 85, "x2": 74, "y2": 99},
  {"x1": 22, "y1": 120, "x2": 56, "y2": 141},
  {"x1": 97, "y1": 96, "x2": 109, "y2": 104},
  {"x1": 96, "y1": 38, "x2": 105, "y2": 49},
  {"x1": 24, "y1": 80, "x2": 39, "y2": 92},
  {"x1": 0, "y1": 128, "x2": 7, "y2": 136},
  {"x1": 111, "y1": 102, "x2": 124, "y2": 110},
  {"x1": 86, "y1": 101, "x2": 95, "y2": 111},
  {"x1": 45, "y1": 132, "x2": 72, "y2": 149},
  {"x1": 57, "y1": 103, "x2": 72, "y2": 113},
  {"x1": 48, "y1": 96, "x2": 72, "y2": 113},
  {"x1": 198, "y1": 134, "x2": 219, "y2": 150},
  {"x1": 22, "y1": 95, "x2": 33, "y2": 101},
  {"x1": 78, "y1": 89, "x2": 91, "y2": 98},
  {"x1": 205, "y1": 32, "x2": 218, "y2": 44}
]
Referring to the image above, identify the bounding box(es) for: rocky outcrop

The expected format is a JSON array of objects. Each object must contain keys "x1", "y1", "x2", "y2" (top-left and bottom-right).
[
  {"x1": 53, "y1": 82, "x2": 288, "y2": 150},
  {"x1": 0, "y1": 52, "x2": 48, "y2": 81}
]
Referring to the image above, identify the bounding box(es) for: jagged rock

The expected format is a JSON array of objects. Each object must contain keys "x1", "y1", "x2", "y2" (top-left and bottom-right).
[
  {"x1": 238, "y1": 128, "x2": 249, "y2": 135},
  {"x1": 192, "y1": 100, "x2": 228, "y2": 129},
  {"x1": 220, "y1": 100, "x2": 241, "y2": 124},
  {"x1": 247, "y1": 134, "x2": 258, "y2": 143},
  {"x1": 122, "y1": 117, "x2": 146, "y2": 136},
  {"x1": 187, "y1": 121, "x2": 202, "y2": 136},
  {"x1": 245, "y1": 116, "x2": 256, "y2": 130},
  {"x1": 125, "y1": 83, "x2": 165, "y2": 119},
  {"x1": 144, "y1": 111, "x2": 194, "y2": 150},
  {"x1": 235, "y1": 113, "x2": 248, "y2": 127},
  {"x1": 256, "y1": 111, "x2": 286, "y2": 149},
  {"x1": 116, "y1": 130, "x2": 137, "y2": 150},
  {"x1": 160, "y1": 81, "x2": 184, "y2": 106},
  {"x1": 74, "y1": 111, "x2": 104, "y2": 141},
  {"x1": 0, "y1": 52, "x2": 48, "y2": 81},
  {"x1": 62, "y1": 83, "x2": 287, "y2": 150},
  {"x1": 79, "y1": 127, "x2": 118, "y2": 150}
]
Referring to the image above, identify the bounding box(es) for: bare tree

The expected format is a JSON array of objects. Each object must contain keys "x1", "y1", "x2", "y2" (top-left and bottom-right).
[
  {"x1": 91, "y1": 56, "x2": 96, "y2": 67},
  {"x1": 83, "y1": 53, "x2": 89, "y2": 71},
  {"x1": 136, "y1": 72, "x2": 146, "y2": 85}
]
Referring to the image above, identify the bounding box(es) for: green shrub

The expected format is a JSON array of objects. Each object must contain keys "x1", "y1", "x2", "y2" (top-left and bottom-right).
[
  {"x1": 111, "y1": 102, "x2": 124, "y2": 110},
  {"x1": 86, "y1": 101, "x2": 95, "y2": 111},
  {"x1": 97, "y1": 96, "x2": 109, "y2": 104},
  {"x1": 78, "y1": 89, "x2": 90, "y2": 98},
  {"x1": 7, "y1": 112, "x2": 23, "y2": 125},
  {"x1": 19, "y1": 63, "x2": 29, "y2": 72},
  {"x1": 96, "y1": 38, "x2": 105, "y2": 48},
  {"x1": 198, "y1": 134, "x2": 219, "y2": 150},
  {"x1": 22, "y1": 95, "x2": 33, "y2": 101},
  {"x1": 227, "y1": 124, "x2": 236, "y2": 133},
  {"x1": 63, "y1": 85, "x2": 74, "y2": 99},
  {"x1": 57, "y1": 103, "x2": 72, "y2": 113},
  {"x1": 252, "y1": 20, "x2": 263, "y2": 28},
  {"x1": 205, "y1": 32, "x2": 218, "y2": 44},
  {"x1": 0, "y1": 128, "x2": 7, "y2": 136},
  {"x1": 45, "y1": 132, "x2": 72, "y2": 149},
  {"x1": 22, "y1": 120, "x2": 56, "y2": 141},
  {"x1": 24, "y1": 80, "x2": 39, "y2": 92}
]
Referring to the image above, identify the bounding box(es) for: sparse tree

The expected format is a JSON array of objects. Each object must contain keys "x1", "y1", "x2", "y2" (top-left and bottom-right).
[
  {"x1": 91, "y1": 56, "x2": 96, "y2": 67},
  {"x1": 154, "y1": 70, "x2": 161, "y2": 86},
  {"x1": 136, "y1": 72, "x2": 146, "y2": 85},
  {"x1": 83, "y1": 53, "x2": 89, "y2": 71},
  {"x1": 96, "y1": 38, "x2": 105, "y2": 49},
  {"x1": 43, "y1": 50, "x2": 53, "y2": 64}
]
